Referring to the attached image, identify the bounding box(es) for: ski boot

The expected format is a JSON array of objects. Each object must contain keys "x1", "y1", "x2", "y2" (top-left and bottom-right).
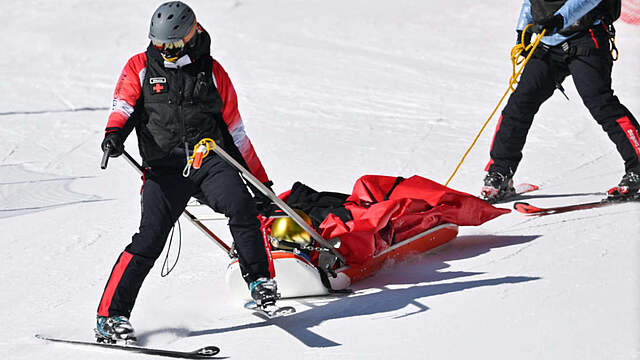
[
  {"x1": 95, "y1": 315, "x2": 137, "y2": 344},
  {"x1": 481, "y1": 170, "x2": 515, "y2": 203},
  {"x1": 249, "y1": 277, "x2": 279, "y2": 308},
  {"x1": 608, "y1": 170, "x2": 640, "y2": 199}
]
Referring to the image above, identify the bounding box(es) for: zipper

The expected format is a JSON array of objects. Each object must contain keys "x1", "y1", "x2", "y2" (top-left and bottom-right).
[{"x1": 174, "y1": 69, "x2": 190, "y2": 163}]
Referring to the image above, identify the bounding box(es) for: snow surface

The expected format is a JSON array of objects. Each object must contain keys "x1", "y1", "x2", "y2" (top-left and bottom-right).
[{"x1": 2, "y1": 1, "x2": 639, "y2": 359}]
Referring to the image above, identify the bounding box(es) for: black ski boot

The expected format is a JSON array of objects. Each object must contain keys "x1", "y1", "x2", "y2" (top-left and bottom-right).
[
  {"x1": 608, "y1": 170, "x2": 640, "y2": 198},
  {"x1": 249, "y1": 277, "x2": 279, "y2": 308},
  {"x1": 95, "y1": 315, "x2": 137, "y2": 343},
  {"x1": 481, "y1": 170, "x2": 515, "y2": 203}
]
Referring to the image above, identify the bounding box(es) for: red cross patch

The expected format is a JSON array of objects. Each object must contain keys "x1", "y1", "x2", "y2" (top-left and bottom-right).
[{"x1": 152, "y1": 83, "x2": 167, "y2": 94}]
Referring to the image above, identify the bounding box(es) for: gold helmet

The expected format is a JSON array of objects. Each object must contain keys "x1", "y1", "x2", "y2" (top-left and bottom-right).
[{"x1": 269, "y1": 209, "x2": 313, "y2": 250}]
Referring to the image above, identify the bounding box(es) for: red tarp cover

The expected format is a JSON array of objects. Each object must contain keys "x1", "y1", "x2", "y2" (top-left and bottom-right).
[{"x1": 314, "y1": 175, "x2": 510, "y2": 265}]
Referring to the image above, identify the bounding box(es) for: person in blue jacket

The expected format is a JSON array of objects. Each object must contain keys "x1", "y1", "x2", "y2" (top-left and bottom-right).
[{"x1": 481, "y1": 0, "x2": 640, "y2": 202}]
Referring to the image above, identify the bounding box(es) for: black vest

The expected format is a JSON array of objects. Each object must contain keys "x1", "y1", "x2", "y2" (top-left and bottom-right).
[
  {"x1": 531, "y1": 0, "x2": 621, "y2": 36},
  {"x1": 132, "y1": 30, "x2": 246, "y2": 168}
]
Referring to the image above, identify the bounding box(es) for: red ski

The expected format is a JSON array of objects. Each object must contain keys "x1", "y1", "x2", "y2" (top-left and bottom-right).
[{"x1": 514, "y1": 194, "x2": 640, "y2": 216}]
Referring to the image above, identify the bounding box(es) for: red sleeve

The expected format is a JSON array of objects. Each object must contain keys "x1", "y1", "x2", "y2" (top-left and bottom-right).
[
  {"x1": 212, "y1": 59, "x2": 270, "y2": 183},
  {"x1": 106, "y1": 53, "x2": 147, "y2": 131}
]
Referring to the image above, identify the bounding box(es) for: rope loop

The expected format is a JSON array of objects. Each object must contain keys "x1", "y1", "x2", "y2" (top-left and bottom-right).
[{"x1": 182, "y1": 138, "x2": 218, "y2": 177}]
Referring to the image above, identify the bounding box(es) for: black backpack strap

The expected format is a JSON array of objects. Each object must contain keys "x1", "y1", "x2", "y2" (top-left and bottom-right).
[{"x1": 384, "y1": 176, "x2": 405, "y2": 201}]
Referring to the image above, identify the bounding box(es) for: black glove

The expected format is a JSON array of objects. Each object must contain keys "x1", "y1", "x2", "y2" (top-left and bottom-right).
[
  {"x1": 516, "y1": 30, "x2": 533, "y2": 57},
  {"x1": 535, "y1": 14, "x2": 564, "y2": 34},
  {"x1": 101, "y1": 130, "x2": 124, "y2": 158}
]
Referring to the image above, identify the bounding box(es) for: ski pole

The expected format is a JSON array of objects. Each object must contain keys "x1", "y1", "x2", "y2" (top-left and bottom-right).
[
  {"x1": 208, "y1": 140, "x2": 347, "y2": 264},
  {"x1": 100, "y1": 144, "x2": 112, "y2": 169}
]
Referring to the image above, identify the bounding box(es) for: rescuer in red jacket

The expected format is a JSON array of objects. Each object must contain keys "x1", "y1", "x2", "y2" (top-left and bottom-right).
[{"x1": 95, "y1": 1, "x2": 277, "y2": 343}]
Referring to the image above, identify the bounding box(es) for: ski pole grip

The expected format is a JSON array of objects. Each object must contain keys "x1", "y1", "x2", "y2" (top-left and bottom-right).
[{"x1": 100, "y1": 145, "x2": 112, "y2": 170}]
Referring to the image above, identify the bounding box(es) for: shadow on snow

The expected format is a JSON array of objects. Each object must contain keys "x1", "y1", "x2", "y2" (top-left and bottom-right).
[{"x1": 177, "y1": 234, "x2": 541, "y2": 348}]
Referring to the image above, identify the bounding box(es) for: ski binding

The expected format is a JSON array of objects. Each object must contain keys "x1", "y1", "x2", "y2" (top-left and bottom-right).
[
  {"x1": 244, "y1": 301, "x2": 296, "y2": 318},
  {"x1": 485, "y1": 183, "x2": 539, "y2": 204}
]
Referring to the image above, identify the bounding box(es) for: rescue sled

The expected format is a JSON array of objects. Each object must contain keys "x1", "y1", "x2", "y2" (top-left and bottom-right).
[
  {"x1": 224, "y1": 173, "x2": 507, "y2": 300},
  {"x1": 117, "y1": 144, "x2": 508, "y2": 302}
]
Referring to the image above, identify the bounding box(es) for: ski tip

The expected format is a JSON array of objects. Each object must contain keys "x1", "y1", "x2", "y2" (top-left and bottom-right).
[
  {"x1": 513, "y1": 202, "x2": 542, "y2": 214},
  {"x1": 34, "y1": 334, "x2": 55, "y2": 342},
  {"x1": 193, "y1": 345, "x2": 221, "y2": 357}
]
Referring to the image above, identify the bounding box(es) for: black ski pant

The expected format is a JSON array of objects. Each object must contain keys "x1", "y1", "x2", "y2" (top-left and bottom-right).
[
  {"x1": 98, "y1": 153, "x2": 270, "y2": 318},
  {"x1": 487, "y1": 26, "x2": 640, "y2": 176}
]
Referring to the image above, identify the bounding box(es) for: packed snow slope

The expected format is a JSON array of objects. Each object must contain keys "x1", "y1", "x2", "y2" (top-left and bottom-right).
[{"x1": 2, "y1": 1, "x2": 639, "y2": 359}]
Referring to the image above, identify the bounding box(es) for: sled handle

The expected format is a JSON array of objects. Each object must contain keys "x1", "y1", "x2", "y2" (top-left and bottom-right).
[{"x1": 208, "y1": 142, "x2": 346, "y2": 264}]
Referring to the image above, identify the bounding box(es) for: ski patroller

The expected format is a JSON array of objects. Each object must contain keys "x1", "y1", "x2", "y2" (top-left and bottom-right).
[
  {"x1": 514, "y1": 193, "x2": 640, "y2": 215},
  {"x1": 35, "y1": 335, "x2": 220, "y2": 359}
]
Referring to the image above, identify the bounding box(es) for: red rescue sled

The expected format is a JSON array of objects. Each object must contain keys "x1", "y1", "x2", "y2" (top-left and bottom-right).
[{"x1": 226, "y1": 175, "x2": 508, "y2": 300}]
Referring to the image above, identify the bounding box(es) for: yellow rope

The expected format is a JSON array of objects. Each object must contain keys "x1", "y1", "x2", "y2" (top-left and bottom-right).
[{"x1": 444, "y1": 27, "x2": 546, "y2": 187}]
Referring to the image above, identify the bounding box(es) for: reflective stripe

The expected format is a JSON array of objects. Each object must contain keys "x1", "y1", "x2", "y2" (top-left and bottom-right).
[
  {"x1": 111, "y1": 99, "x2": 135, "y2": 117},
  {"x1": 138, "y1": 68, "x2": 146, "y2": 87},
  {"x1": 617, "y1": 116, "x2": 640, "y2": 164},
  {"x1": 229, "y1": 121, "x2": 249, "y2": 151}
]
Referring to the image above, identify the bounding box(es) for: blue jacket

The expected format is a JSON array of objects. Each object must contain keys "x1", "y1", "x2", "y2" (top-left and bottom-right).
[{"x1": 517, "y1": 0, "x2": 603, "y2": 45}]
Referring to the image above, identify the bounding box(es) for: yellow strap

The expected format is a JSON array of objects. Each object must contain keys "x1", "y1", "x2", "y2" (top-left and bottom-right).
[{"x1": 444, "y1": 27, "x2": 546, "y2": 187}]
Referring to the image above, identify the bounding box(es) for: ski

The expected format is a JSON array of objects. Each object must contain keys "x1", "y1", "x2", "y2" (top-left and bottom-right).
[
  {"x1": 244, "y1": 301, "x2": 296, "y2": 319},
  {"x1": 487, "y1": 183, "x2": 540, "y2": 204},
  {"x1": 514, "y1": 193, "x2": 640, "y2": 216},
  {"x1": 35, "y1": 334, "x2": 220, "y2": 359}
]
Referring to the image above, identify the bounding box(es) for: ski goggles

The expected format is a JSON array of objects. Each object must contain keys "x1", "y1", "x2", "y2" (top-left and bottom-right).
[{"x1": 152, "y1": 22, "x2": 199, "y2": 62}]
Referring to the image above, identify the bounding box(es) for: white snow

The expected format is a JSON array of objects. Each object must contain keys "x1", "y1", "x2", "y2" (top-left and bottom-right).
[{"x1": 2, "y1": 1, "x2": 639, "y2": 359}]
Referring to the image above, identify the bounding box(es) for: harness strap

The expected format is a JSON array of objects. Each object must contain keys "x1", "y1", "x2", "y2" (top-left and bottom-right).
[{"x1": 384, "y1": 177, "x2": 405, "y2": 201}]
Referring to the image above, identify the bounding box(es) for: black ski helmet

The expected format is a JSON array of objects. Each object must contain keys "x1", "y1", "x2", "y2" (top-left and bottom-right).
[{"x1": 149, "y1": 1, "x2": 197, "y2": 44}]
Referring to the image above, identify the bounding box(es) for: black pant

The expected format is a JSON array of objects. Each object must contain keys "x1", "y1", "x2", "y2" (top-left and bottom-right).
[
  {"x1": 97, "y1": 152, "x2": 269, "y2": 318},
  {"x1": 487, "y1": 26, "x2": 640, "y2": 176}
]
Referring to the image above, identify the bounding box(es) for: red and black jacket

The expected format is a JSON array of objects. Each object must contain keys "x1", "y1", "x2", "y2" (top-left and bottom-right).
[{"x1": 106, "y1": 26, "x2": 269, "y2": 183}]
